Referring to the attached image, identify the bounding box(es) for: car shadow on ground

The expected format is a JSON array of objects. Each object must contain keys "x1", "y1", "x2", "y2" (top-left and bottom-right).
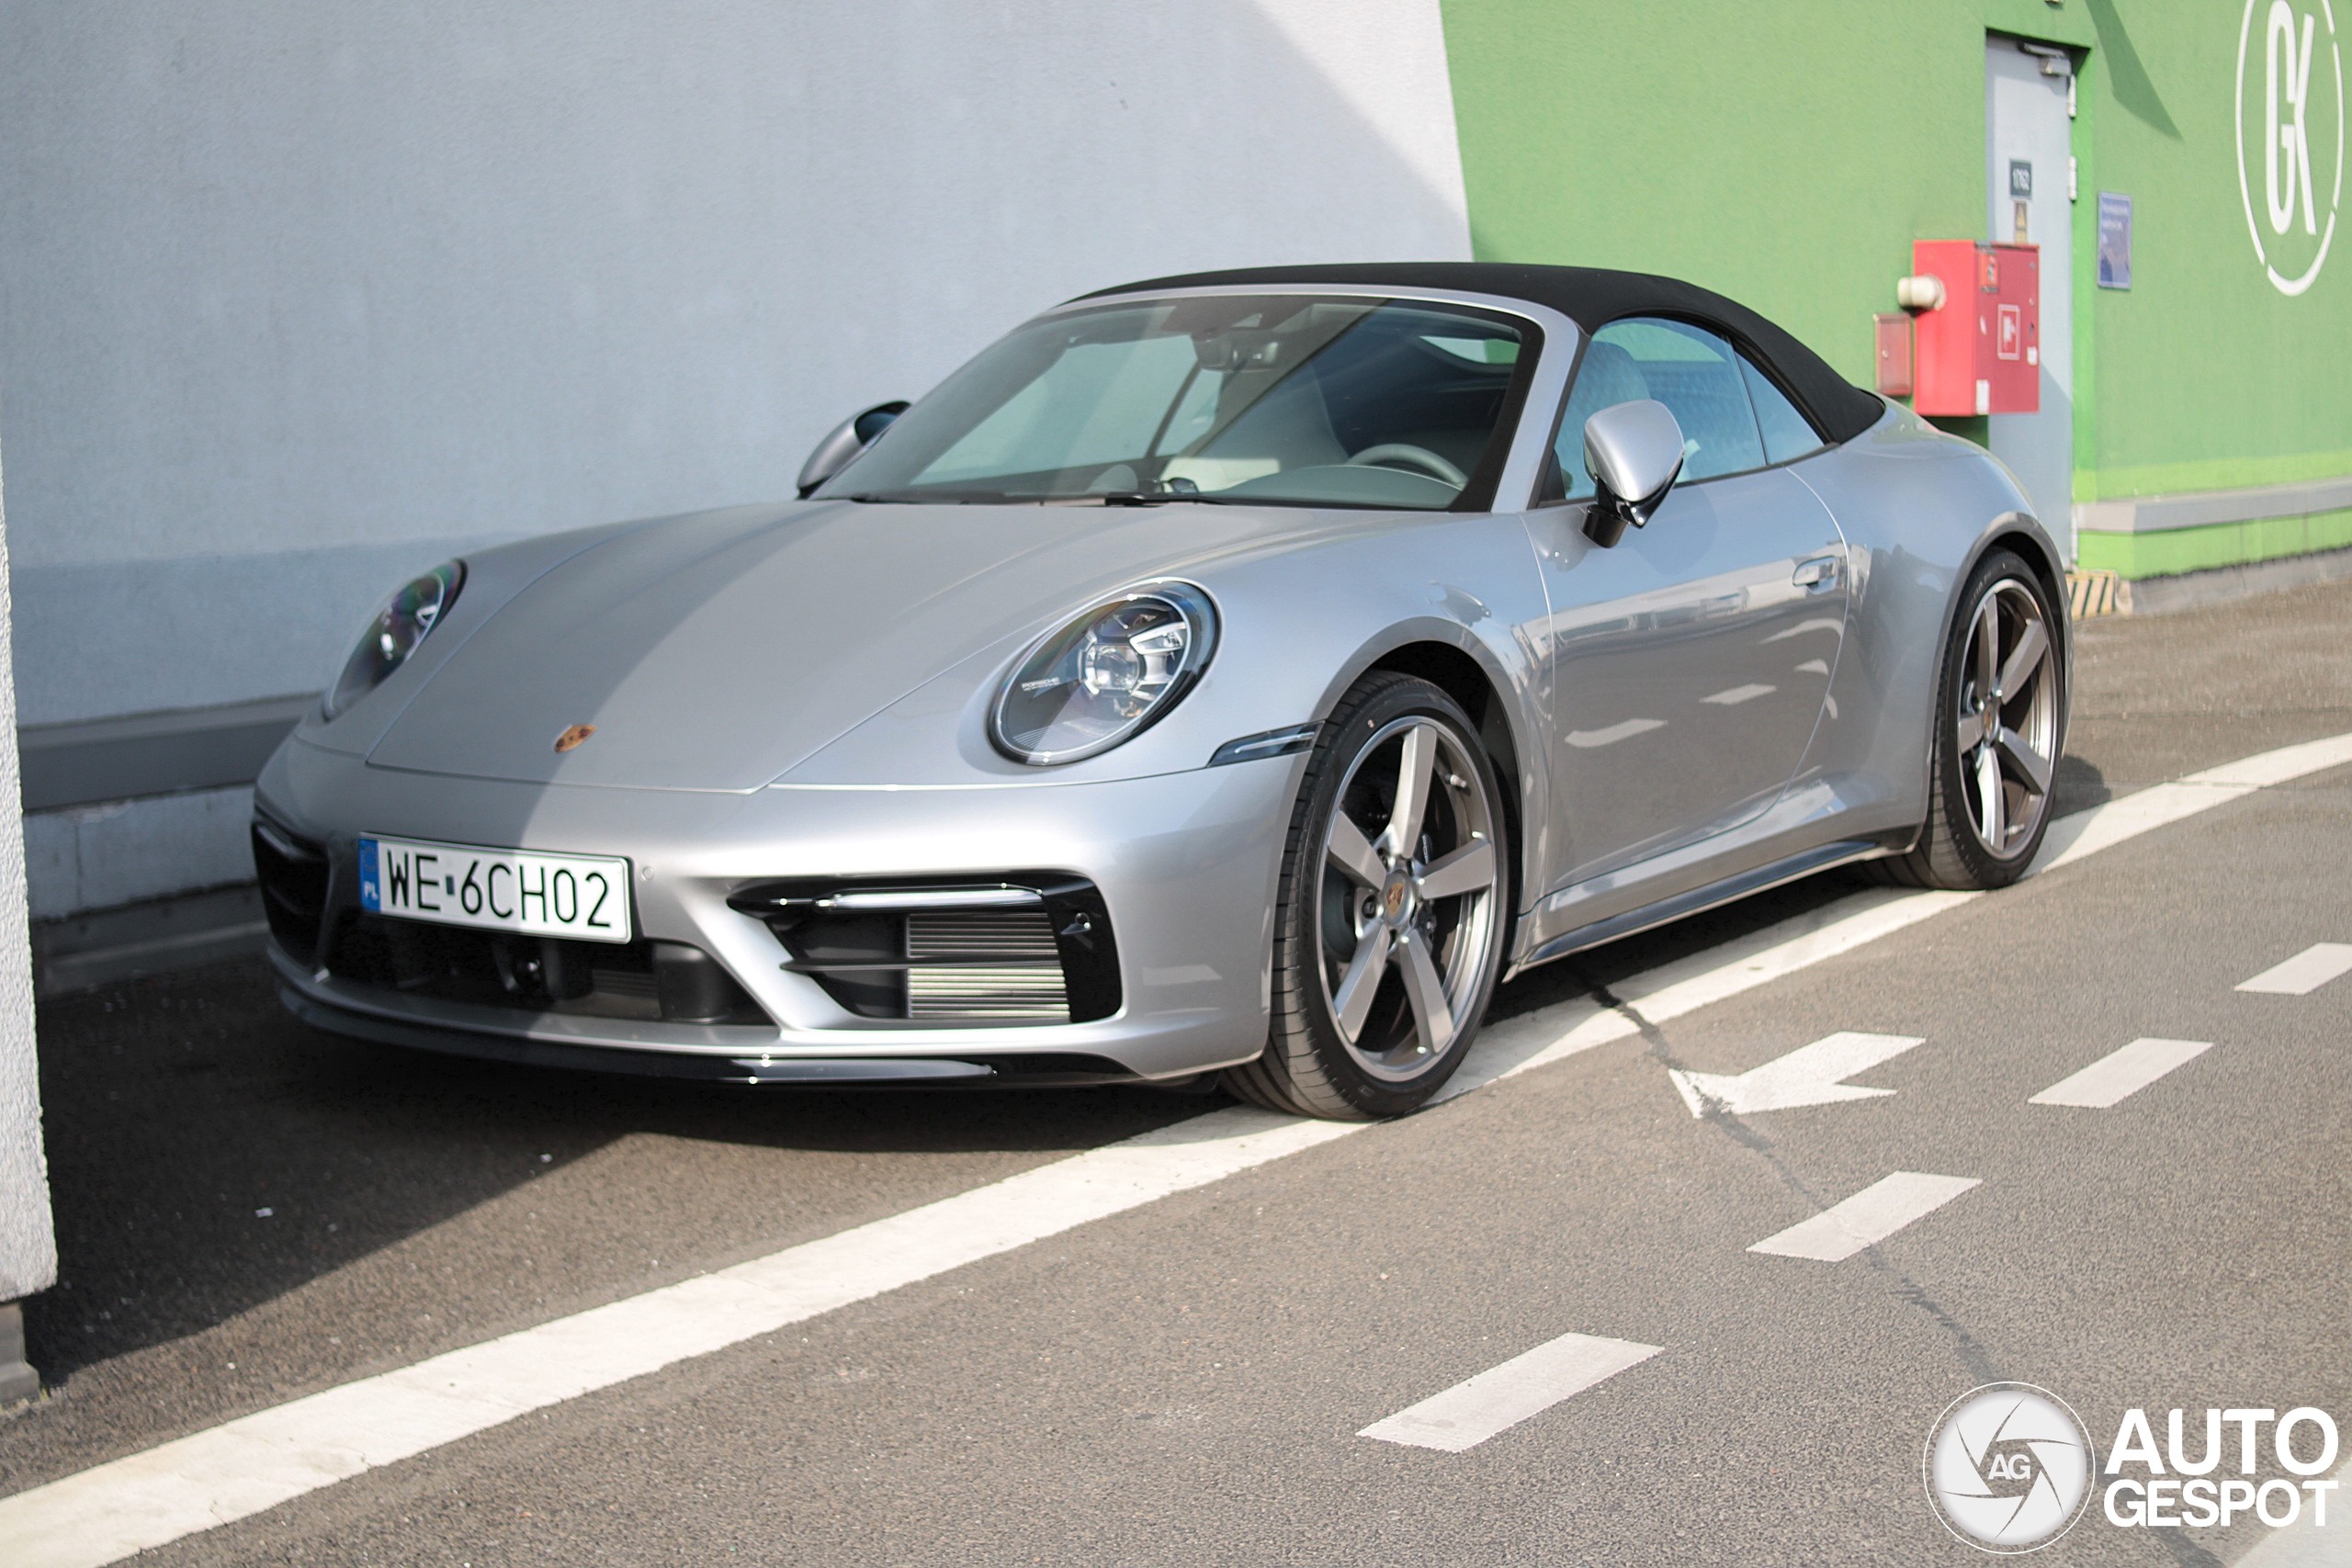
[
  {"x1": 1490, "y1": 749, "x2": 2109, "y2": 1022},
  {"x1": 25, "y1": 750, "x2": 2114, "y2": 1387},
  {"x1": 26, "y1": 957, "x2": 1212, "y2": 1382}
]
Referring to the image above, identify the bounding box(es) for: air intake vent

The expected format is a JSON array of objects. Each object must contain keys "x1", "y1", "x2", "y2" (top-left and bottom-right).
[
  {"x1": 906, "y1": 909, "x2": 1068, "y2": 1021},
  {"x1": 730, "y1": 874, "x2": 1121, "y2": 1025},
  {"x1": 323, "y1": 915, "x2": 768, "y2": 1025},
  {"x1": 252, "y1": 814, "x2": 330, "y2": 960}
]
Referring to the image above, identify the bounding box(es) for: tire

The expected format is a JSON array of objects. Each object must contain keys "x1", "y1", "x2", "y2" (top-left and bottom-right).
[
  {"x1": 1221, "y1": 672, "x2": 1511, "y2": 1119},
  {"x1": 1880, "y1": 547, "x2": 2066, "y2": 889}
]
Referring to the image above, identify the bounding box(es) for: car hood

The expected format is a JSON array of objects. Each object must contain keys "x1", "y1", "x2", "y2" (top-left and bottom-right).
[{"x1": 368, "y1": 498, "x2": 1304, "y2": 791}]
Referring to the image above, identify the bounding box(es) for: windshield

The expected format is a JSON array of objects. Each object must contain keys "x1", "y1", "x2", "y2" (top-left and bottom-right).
[{"x1": 819, "y1": 295, "x2": 1532, "y2": 510}]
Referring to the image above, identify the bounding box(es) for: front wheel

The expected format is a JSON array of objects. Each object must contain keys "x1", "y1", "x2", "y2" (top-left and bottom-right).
[
  {"x1": 1222, "y1": 673, "x2": 1511, "y2": 1119},
  {"x1": 1882, "y1": 547, "x2": 2067, "y2": 889}
]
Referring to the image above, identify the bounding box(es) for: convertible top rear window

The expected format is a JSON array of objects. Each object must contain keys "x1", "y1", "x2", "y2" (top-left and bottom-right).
[{"x1": 820, "y1": 296, "x2": 1536, "y2": 511}]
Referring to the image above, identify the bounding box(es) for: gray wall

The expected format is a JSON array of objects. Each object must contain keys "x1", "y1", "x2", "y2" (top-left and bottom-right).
[
  {"x1": 0, "y1": 0, "x2": 1469, "y2": 728},
  {"x1": 0, "y1": 0, "x2": 1469, "y2": 915}
]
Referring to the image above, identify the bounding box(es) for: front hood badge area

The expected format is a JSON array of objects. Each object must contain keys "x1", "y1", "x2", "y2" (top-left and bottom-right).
[{"x1": 553, "y1": 724, "x2": 597, "y2": 753}]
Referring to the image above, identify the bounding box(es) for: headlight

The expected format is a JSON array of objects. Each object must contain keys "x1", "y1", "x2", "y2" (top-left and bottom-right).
[
  {"x1": 989, "y1": 582, "x2": 1218, "y2": 765},
  {"x1": 322, "y1": 560, "x2": 465, "y2": 720}
]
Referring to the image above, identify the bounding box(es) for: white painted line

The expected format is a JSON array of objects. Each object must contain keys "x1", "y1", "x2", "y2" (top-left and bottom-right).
[
  {"x1": 1747, "y1": 1172, "x2": 1983, "y2": 1262},
  {"x1": 0, "y1": 1107, "x2": 1356, "y2": 1568},
  {"x1": 2237, "y1": 942, "x2": 2352, "y2": 995},
  {"x1": 2230, "y1": 1455, "x2": 2350, "y2": 1566},
  {"x1": 8, "y1": 728, "x2": 2347, "y2": 1562},
  {"x1": 2029, "y1": 1038, "x2": 2214, "y2": 1109},
  {"x1": 1450, "y1": 888, "x2": 1977, "y2": 1100},
  {"x1": 1702, "y1": 683, "x2": 1776, "y2": 705},
  {"x1": 1668, "y1": 1031, "x2": 1925, "y2": 1116},
  {"x1": 1358, "y1": 1333, "x2": 1663, "y2": 1453},
  {"x1": 2034, "y1": 731, "x2": 2352, "y2": 872},
  {"x1": 2189, "y1": 730, "x2": 2352, "y2": 789},
  {"x1": 1610, "y1": 892, "x2": 1977, "y2": 1027}
]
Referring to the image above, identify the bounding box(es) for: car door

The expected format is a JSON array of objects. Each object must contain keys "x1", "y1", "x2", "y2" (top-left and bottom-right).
[{"x1": 1524, "y1": 316, "x2": 1849, "y2": 892}]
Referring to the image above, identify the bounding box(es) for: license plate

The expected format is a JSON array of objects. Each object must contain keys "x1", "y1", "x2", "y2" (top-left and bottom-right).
[{"x1": 359, "y1": 835, "x2": 634, "y2": 944}]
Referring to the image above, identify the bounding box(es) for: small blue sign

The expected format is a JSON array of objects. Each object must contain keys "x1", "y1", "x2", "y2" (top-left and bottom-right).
[{"x1": 2098, "y1": 192, "x2": 2133, "y2": 289}]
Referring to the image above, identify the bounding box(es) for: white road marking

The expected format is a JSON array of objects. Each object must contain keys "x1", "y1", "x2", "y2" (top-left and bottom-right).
[
  {"x1": 2231, "y1": 1454, "x2": 2351, "y2": 1565},
  {"x1": 1747, "y1": 1172, "x2": 1983, "y2": 1262},
  {"x1": 1793, "y1": 659, "x2": 1831, "y2": 675},
  {"x1": 0, "y1": 1109, "x2": 1356, "y2": 1568},
  {"x1": 2237, "y1": 942, "x2": 2352, "y2": 995},
  {"x1": 2029, "y1": 1038, "x2": 2214, "y2": 1109},
  {"x1": 1702, "y1": 683, "x2": 1776, "y2": 705},
  {"x1": 1358, "y1": 1333, "x2": 1663, "y2": 1453},
  {"x1": 1668, "y1": 1031, "x2": 1925, "y2": 1116},
  {"x1": 7, "y1": 729, "x2": 2347, "y2": 1562},
  {"x1": 2035, "y1": 731, "x2": 2352, "y2": 872},
  {"x1": 1448, "y1": 892, "x2": 1975, "y2": 1100},
  {"x1": 1566, "y1": 717, "x2": 1665, "y2": 749}
]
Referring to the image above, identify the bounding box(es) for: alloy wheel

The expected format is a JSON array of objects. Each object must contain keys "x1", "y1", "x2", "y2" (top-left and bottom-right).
[
  {"x1": 1316, "y1": 716, "x2": 1501, "y2": 1081},
  {"x1": 1955, "y1": 577, "x2": 2060, "y2": 859}
]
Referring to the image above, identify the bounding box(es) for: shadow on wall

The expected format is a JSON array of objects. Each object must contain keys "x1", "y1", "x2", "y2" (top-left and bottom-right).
[{"x1": 2081, "y1": 0, "x2": 2182, "y2": 139}]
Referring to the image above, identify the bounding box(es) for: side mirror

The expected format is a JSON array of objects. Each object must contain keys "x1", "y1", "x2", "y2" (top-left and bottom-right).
[
  {"x1": 1580, "y1": 399, "x2": 1685, "y2": 547},
  {"x1": 797, "y1": 400, "x2": 910, "y2": 498}
]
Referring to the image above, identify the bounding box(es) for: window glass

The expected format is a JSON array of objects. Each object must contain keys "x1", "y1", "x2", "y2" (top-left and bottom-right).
[
  {"x1": 927, "y1": 334, "x2": 1201, "y2": 481},
  {"x1": 1550, "y1": 317, "x2": 1767, "y2": 497},
  {"x1": 819, "y1": 296, "x2": 1532, "y2": 511},
  {"x1": 1740, "y1": 355, "x2": 1826, "y2": 466}
]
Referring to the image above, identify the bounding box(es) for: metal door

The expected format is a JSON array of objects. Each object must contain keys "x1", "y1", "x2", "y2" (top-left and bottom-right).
[
  {"x1": 1525, "y1": 466, "x2": 1849, "y2": 891},
  {"x1": 1986, "y1": 36, "x2": 2076, "y2": 556}
]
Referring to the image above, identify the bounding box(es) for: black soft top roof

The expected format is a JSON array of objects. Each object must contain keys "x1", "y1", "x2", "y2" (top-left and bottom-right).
[{"x1": 1084, "y1": 262, "x2": 1886, "y2": 446}]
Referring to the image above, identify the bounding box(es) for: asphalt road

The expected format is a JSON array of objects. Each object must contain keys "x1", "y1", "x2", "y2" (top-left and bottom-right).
[{"x1": 5, "y1": 576, "x2": 2349, "y2": 1564}]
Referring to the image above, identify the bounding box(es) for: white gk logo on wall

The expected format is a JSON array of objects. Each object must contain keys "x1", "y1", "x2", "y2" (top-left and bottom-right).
[{"x1": 2237, "y1": 0, "x2": 2345, "y2": 294}]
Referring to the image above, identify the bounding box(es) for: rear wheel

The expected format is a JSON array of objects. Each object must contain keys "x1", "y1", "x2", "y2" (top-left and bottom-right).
[
  {"x1": 1222, "y1": 673, "x2": 1510, "y2": 1119},
  {"x1": 1882, "y1": 547, "x2": 2065, "y2": 889}
]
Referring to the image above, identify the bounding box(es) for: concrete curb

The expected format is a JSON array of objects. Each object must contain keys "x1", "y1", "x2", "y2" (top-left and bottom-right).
[
  {"x1": 2119, "y1": 544, "x2": 2352, "y2": 615},
  {"x1": 31, "y1": 885, "x2": 268, "y2": 998}
]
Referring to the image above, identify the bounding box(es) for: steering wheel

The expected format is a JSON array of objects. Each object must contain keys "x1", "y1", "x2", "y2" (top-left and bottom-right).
[{"x1": 1346, "y1": 444, "x2": 1468, "y2": 488}]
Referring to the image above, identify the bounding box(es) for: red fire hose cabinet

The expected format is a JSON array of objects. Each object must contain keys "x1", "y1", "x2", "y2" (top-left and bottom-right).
[{"x1": 1909, "y1": 240, "x2": 2039, "y2": 417}]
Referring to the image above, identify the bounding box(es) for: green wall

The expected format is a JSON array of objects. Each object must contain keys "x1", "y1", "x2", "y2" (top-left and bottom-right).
[
  {"x1": 1439, "y1": 0, "x2": 2348, "y2": 514},
  {"x1": 2074, "y1": 0, "x2": 2352, "y2": 499}
]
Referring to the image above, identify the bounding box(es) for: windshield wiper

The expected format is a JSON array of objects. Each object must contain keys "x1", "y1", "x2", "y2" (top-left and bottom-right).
[
  {"x1": 1040, "y1": 490, "x2": 1233, "y2": 507},
  {"x1": 842, "y1": 488, "x2": 1230, "y2": 507}
]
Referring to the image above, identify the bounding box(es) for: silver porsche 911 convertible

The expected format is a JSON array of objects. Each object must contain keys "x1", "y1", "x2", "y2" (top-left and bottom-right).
[{"x1": 254, "y1": 263, "x2": 2068, "y2": 1118}]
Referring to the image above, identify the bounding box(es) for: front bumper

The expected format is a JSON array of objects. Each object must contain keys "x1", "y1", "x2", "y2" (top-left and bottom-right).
[{"x1": 257, "y1": 734, "x2": 1299, "y2": 1081}]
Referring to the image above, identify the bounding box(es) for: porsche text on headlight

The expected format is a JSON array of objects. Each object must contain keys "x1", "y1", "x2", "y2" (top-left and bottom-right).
[
  {"x1": 991, "y1": 583, "x2": 1218, "y2": 764},
  {"x1": 322, "y1": 560, "x2": 465, "y2": 720}
]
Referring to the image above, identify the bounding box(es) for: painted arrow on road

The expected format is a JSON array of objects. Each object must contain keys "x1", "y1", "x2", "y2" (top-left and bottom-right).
[{"x1": 1668, "y1": 1032, "x2": 1925, "y2": 1116}]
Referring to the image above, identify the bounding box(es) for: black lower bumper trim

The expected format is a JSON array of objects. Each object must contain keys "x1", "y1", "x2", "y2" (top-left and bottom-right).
[{"x1": 280, "y1": 987, "x2": 1148, "y2": 1087}]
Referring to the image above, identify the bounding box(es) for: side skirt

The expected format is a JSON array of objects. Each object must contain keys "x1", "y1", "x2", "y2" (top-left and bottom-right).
[{"x1": 1504, "y1": 838, "x2": 1888, "y2": 978}]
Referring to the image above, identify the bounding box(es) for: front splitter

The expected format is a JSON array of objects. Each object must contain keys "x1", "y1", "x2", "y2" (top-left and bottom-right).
[{"x1": 281, "y1": 987, "x2": 1169, "y2": 1088}]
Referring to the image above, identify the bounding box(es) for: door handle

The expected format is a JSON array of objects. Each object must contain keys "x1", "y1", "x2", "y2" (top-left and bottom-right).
[{"x1": 1792, "y1": 556, "x2": 1842, "y2": 591}]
